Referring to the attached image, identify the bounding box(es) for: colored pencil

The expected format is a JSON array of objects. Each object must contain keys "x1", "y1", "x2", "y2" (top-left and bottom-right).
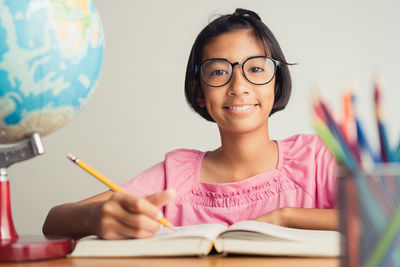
[
  {"x1": 313, "y1": 114, "x2": 344, "y2": 163},
  {"x1": 316, "y1": 96, "x2": 359, "y2": 171},
  {"x1": 312, "y1": 95, "x2": 327, "y2": 123},
  {"x1": 374, "y1": 79, "x2": 393, "y2": 162},
  {"x1": 365, "y1": 203, "x2": 400, "y2": 267},
  {"x1": 352, "y1": 92, "x2": 381, "y2": 164},
  {"x1": 342, "y1": 90, "x2": 357, "y2": 149},
  {"x1": 67, "y1": 153, "x2": 175, "y2": 230},
  {"x1": 342, "y1": 90, "x2": 361, "y2": 163}
]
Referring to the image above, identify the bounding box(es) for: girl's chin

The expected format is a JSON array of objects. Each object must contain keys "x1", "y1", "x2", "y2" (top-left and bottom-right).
[{"x1": 218, "y1": 122, "x2": 268, "y2": 135}]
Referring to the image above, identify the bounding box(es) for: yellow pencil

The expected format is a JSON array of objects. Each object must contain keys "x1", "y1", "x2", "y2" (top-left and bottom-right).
[{"x1": 67, "y1": 153, "x2": 174, "y2": 230}]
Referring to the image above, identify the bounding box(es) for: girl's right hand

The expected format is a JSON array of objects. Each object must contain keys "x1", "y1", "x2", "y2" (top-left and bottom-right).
[{"x1": 92, "y1": 188, "x2": 175, "y2": 239}]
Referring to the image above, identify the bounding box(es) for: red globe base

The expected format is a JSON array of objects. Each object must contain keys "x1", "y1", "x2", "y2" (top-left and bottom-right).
[
  {"x1": 0, "y1": 235, "x2": 74, "y2": 262},
  {"x1": 1, "y1": 170, "x2": 74, "y2": 262}
]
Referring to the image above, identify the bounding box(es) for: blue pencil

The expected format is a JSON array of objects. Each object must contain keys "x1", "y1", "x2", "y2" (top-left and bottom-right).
[
  {"x1": 351, "y1": 93, "x2": 381, "y2": 165},
  {"x1": 355, "y1": 118, "x2": 381, "y2": 163},
  {"x1": 378, "y1": 122, "x2": 395, "y2": 162}
]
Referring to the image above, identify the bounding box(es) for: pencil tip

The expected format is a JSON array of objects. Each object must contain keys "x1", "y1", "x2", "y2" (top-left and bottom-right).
[
  {"x1": 167, "y1": 224, "x2": 176, "y2": 231},
  {"x1": 374, "y1": 73, "x2": 383, "y2": 85},
  {"x1": 310, "y1": 90, "x2": 321, "y2": 105},
  {"x1": 310, "y1": 86, "x2": 321, "y2": 97}
]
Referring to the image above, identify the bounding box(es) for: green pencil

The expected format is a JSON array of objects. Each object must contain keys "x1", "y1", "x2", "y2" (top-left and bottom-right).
[
  {"x1": 313, "y1": 115, "x2": 344, "y2": 164},
  {"x1": 365, "y1": 204, "x2": 400, "y2": 267}
]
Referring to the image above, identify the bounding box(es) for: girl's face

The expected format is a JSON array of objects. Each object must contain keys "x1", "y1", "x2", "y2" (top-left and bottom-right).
[{"x1": 198, "y1": 29, "x2": 275, "y2": 135}]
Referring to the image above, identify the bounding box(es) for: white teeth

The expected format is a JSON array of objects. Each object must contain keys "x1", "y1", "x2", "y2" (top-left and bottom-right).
[{"x1": 229, "y1": 105, "x2": 254, "y2": 111}]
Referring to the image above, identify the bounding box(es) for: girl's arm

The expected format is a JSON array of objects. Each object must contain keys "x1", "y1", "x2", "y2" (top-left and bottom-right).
[
  {"x1": 42, "y1": 189, "x2": 175, "y2": 239},
  {"x1": 253, "y1": 207, "x2": 338, "y2": 231}
]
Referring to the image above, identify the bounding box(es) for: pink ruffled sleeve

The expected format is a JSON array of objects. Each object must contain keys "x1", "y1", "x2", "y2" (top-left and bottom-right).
[
  {"x1": 314, "y1": 136, "x2": 338, "y2": 208},
  {"x1": 118, "y1": 149, "x2": 200, "y2": 198},
  {"x1": 280, "y1": 134, "x2": 338, "y2": 209},
  {"x1": 119, "y1": 162, "x2": 166, "y2": 197}
]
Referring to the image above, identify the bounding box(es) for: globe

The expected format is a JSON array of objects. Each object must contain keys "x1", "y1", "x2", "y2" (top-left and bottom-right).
[{"x1": 0, "y1": 0, "x2": 104, "y2": 143}]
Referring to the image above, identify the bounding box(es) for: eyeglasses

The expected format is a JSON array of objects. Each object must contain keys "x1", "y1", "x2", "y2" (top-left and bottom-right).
[{"x1": 198, "y1": 56, "x2": 280, "y2": 87}]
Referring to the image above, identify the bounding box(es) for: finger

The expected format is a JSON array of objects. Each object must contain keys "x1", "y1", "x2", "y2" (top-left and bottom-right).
[
  {"x1": 116, "y1": 193, "x2": 163, "y2": 220},
  {"x1": 99, "y1": 198, "x2": 161, "y2": 238},
  {"x1": 146, "y1": 188, "x2": 176, "y2": 207},
  {"x1": 118, "y1": 225, "x2": 157, "y2": 239},
  {"x1": 96, "y1": 199, "x2": 135, "y2": 239},
  {"x1": 116, "y1": 213, "x2": 161, "y2": 234},
  {"x1": 103, "y1": 222, "x2": 156, "y2": 240}
]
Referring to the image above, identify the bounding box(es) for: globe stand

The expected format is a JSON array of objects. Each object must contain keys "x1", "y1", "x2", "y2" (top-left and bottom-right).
[{"x1": 0, "y1": 133, "x2": 73, "y2": 262}]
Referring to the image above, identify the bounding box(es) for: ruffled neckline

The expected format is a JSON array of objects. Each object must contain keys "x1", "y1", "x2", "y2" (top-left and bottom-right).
[
  {"x1": 184, "y1": 140, "x2": 302, "y2": 207},
  {"x1": 194, "y1": 140, "x2": 285, "y2": 192}
]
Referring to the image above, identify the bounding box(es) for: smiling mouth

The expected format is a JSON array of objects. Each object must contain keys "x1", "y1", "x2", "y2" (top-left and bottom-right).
[{"x1": 224, "y1": 104, "x2": 258, "y2": 111}]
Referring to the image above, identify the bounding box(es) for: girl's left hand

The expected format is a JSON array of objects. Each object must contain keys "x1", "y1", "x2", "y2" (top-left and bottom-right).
[
  {"x1": 253, "y1": 207, "x2": 338, "y2": 230},
  {"x1": 253, "y1": 207, "x2": 288, "y2": 227}
]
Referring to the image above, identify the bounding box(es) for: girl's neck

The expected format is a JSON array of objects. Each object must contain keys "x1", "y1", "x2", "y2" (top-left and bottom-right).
[
  {"x1": 219, "y1": 130, "x2": 274, "y2": 163},
  {"x1": 201, "y1": 127, "x2": 278, "y2": 183}
]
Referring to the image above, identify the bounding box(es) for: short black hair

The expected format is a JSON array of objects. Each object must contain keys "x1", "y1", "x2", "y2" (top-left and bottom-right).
[{"x1": 184, "y1": 8, "x2": 292, "y2": 122}]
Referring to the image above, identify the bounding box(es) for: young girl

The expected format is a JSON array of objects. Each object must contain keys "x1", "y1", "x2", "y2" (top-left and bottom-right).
[{"x1": 43, "y1": 8, "x2": 338, "y2": 240}]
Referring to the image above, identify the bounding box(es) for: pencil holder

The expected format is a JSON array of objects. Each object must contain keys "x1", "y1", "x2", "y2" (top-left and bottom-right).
[{"x1": 339, "y1": 164, "x2": 400, "y2": 267}]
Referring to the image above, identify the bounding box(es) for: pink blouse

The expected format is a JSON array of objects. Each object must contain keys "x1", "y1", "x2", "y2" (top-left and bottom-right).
[{"x1": 120, "y1": 134, "x2": 337, "y2": 226}]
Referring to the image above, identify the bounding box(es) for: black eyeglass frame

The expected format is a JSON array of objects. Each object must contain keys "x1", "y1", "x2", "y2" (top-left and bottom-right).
[{"x1": 196, "y1": 56, "x2": 280, "y2": 87}]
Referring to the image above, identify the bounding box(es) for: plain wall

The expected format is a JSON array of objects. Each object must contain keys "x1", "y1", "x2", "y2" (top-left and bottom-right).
[{"x1": 6, "y1": 0, "x2": 400, "y2": 234}]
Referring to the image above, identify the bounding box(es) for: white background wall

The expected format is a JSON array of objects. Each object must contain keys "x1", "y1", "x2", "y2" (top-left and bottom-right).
[{"x1": 6, "y1": 0, "x2": 400, "y2": 234}]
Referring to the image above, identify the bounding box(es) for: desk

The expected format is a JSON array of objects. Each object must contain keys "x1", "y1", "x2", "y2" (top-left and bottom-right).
[{"x1": 0, "y1": 257, "x2": 339, "y2": 267}]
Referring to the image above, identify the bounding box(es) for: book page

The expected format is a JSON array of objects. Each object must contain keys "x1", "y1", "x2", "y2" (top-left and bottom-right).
[
  {"x1": 70, "y1": 224, "x2": 227, "y2": 257},
  {"x1": 70, "y1": 236, "x2": 215, "y2": 257},
  {"x1": 223, "y1": 220, "x2": 340, "y2": 243},
  {"x1": 155, "y1": 223, "x2": 227, "y2": 240},
  {"x1": 214, "y1": 238, "x2": 341, "y2": 257}
]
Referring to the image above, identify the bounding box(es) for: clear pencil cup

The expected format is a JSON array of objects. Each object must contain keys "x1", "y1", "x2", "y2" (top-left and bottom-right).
[{"x1": 339, "y1": 163, "x2": 400, "y2": 267}]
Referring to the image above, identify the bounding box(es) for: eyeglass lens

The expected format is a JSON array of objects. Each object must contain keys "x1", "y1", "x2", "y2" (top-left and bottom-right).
[{"x1": 200, "y1": 57, "x2": 276, "y2": 87}]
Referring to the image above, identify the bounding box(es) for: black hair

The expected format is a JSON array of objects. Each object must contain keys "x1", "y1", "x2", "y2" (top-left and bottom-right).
[{"x1": 184, "y1": 8, "x2": 292, "y2": 122}]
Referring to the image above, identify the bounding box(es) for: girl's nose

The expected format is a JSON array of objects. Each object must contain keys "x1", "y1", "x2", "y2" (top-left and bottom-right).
[{"x1": 227, "y1": 67, "x2": 250, "y2": 96}]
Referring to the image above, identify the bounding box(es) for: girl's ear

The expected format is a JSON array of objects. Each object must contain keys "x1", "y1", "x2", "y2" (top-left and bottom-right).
[
  {"x1": 197, "y1": 95, "x2": 205, "y2": 108},
  {"x1": 195, "y1": 81, "x2": 206, "y2": 107}
]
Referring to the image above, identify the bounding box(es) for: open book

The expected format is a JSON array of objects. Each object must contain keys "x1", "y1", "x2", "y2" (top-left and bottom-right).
[{"x1": 69, "y1": 220, "x2": 341, "y2": 257}]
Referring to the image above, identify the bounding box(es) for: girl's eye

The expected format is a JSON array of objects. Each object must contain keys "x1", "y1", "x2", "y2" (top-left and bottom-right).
[
  {"x1": 248, "y1": 67, "x2": 264, "y2": 73},
  {"x1": 211, "y1": 69, "x2": 228, "y2": 76}
]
